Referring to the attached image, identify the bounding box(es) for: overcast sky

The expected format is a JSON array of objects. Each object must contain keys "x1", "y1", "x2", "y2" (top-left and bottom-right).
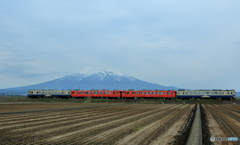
[{"x1": 0, "y1": 0, "x2": 240, "y2": 90}]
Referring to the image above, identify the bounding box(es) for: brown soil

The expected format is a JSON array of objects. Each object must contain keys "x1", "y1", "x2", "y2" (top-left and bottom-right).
[
  {"x1": 0, "y1": 104, "x2": 194, "y2": 145},
  {"x1": 0, "y1": 103, "x2": 116, "y2": 113},
  {"x1": 203, "y1": 104, "x2": 240, "y2": 145}
]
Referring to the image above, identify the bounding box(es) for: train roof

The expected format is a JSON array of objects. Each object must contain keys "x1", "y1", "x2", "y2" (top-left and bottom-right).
[{"x1": 178, "y1": 89, "x2": 235, "y2": 91}]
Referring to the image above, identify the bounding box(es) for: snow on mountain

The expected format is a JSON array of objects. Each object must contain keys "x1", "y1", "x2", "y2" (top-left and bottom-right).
[
  {"x1": 62, "y1": 67, "x2": 135, "y2": 82},
  {"x1": 81, "y1": 67, "x2": 125, "y2": 77}
]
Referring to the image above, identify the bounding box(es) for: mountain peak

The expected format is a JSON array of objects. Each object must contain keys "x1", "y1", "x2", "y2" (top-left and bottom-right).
[
  {"x1": 65, "y1": 67, "x2": 134, "y2": 82},
  {"x1": 80, "y1": 67, "x2": 125, "y2": 77}
]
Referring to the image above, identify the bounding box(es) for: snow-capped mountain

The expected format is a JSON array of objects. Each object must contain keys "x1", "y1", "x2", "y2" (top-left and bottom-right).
[
  {"x1": 62, "y1": 68, "x2": 135, "y2": 82},
  {"x1": 0, "y1": 68, "x2": 179, "y2": 95}
]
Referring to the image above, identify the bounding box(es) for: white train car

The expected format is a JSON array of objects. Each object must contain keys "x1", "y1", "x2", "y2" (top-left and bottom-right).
[
  {"x1": 176, "y1": 89, "x2": 236, "y2": 100},
  {"x1": 27, "y1": 90, "x2": 71, "y2": 98}
]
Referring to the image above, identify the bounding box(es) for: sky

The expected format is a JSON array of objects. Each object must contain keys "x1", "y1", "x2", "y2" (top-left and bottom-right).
[{"x1": 0, "y1": 0, "x2": 240, "y2": 90}]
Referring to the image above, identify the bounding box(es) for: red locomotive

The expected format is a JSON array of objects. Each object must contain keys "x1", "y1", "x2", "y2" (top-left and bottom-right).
[{"x1": 71, "y1": 90, "x2": 176, "y2": 99}]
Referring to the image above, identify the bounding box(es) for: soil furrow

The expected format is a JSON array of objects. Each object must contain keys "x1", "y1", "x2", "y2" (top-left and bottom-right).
[
  {"x1": 46, "y1": 105, "x2": 176, "y2": 144},
  {"x1": 83, "y1": 105, "x2": 185, "y2": 144}
]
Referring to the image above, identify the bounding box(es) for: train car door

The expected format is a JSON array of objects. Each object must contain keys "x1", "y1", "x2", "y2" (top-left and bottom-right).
[{"x1": 120, "y1": 91, "x2": 127, "y2": 98}]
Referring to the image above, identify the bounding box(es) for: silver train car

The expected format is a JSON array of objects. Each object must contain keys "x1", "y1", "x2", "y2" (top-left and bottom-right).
[
  {"x1": 176, "y1": 89, "x2": 236, "y2": 100},
  {"x1": 27, "y1": 90, "x2": 71, "y2": 98}
]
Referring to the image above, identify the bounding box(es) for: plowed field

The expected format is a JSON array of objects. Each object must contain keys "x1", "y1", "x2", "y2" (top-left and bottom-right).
[
  {"x1": 0, "y1": 104, "x2": 194, "y2": 145},
  {"x1": 0, "y1": 103, "x2": 116, "y2": 113},
  {"x1": 203, "y1": 104, "x2": 240, "y2": 145}
]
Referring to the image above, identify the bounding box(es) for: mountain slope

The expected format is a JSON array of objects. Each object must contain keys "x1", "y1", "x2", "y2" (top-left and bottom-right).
[{"x1": 0, "y1": 68, "x2": 179, "y2": 95}]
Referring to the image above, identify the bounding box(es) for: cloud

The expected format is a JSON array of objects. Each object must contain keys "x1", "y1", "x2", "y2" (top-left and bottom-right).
[{"x1": 0, "y1": 0, "x2": 240, "y2": 90}]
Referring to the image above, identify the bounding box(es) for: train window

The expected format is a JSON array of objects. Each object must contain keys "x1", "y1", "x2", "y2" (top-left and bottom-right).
[
  {"x1": 82, "y1": 92, "x2": 84, "y2": 94},
  {"x1": 149, "y1": 92, "x2": 151, "y2": 94},
  {"x1": 190, "y1": 92, "x2": 193, "y2": 95},
  {"x1": 135, "y1": 92, "x2": 138, "y2": 94},
  {"x1": 55, "y1": 92, "x2": 57, "y2": 94},
  {"x1": 86, "y1": 92, "x2": 88, "y2": 94},
  {"x1": 92, "y1": 92, "x2": 95, "y2": 94},
  {"x1": 198, "y1": 92, "x2": 201, "y2": 95},
  {"x1": 72, "y1": 92, "x2": 74, "y2": 94},
  {"x1": 185, "y1": 92, "x2": 188, "y2": 95},
  {"x1": 206, "y1": 92, "x2": 209, "y2": 95},
  {"x1": 89, "y1": 92, "x2": 91, "y2": 94},
  {"x1": 202, "y1": 92, "x2": 205, "y2": 95},
  {"x1": 106, "y1": 92, "x2": 108, "y2": 94},
  {"x1": 231, "y1": 92, "x2": 232, "y2": 94},
  {"x1": 156, "y1": 92, "x2": 159, "y2": 94},
  {"x1": 194, "y1": 92, "x2": 197, "y2": 95},
  {"x1": 132, "y1": 92, "x2": 134, "y2": 94},
  {"x1": 145, "y1": 92, "x2": 147, "y2": 94},
  {"x1": 160, "y1": 92, "x2": 162, "y2": 94},
  {"x1": 141, "y1": 92, "x2": 143, "y2": 94},
  {"x1": 61, "y1": 92, "x2": 64, "y2": 94},
  {"x1": 96, "y1": 92, "x2": 98, "y2": 94},
  {"x1": 127, "y1": 92, "x2": 129, "y2": 94},
  {"x1": 214, "y1": 92, "x2": 218, "y2": 95},
  {"x1": 183, "y1": 92, "x2": 184, "y2": 95},
  {"x1": 68, "y1": 92, "x2": 70, "y2": 94},
  {"x1": 210, "y1": 92, "x2": 213, "y2": 95},
  {"x1": 103, "y1": 92, "x2": 105, "y2": 94},
  {"x1": 178, "y1": 92, "x2": 180, "y2": 95},
  {"x1": 113, "y1": 92, "x2": 115, "y2": 94},
  {"x1": 109, "y1": 92, "x2": 111, "y2": 94},
  {"x1": 52, "y1": 92, "x2": 54, "y2": 94},
  {"x1": 99, "y1": 92, "x2": 101, "y2": 94},
  {"x1": 153, "y1": 92, "x2": 155, "y2": 94},
  {"x1": 227, "y1": 92, "x2": 229, "y2": 95},
  {"x1": 167, "y1": 92, "x2": 170, "y2": 94}
]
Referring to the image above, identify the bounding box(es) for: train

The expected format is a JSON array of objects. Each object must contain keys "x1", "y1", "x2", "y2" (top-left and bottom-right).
[{"x1": 27, "y1": 89, "x2": 236, "y2": 100}]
